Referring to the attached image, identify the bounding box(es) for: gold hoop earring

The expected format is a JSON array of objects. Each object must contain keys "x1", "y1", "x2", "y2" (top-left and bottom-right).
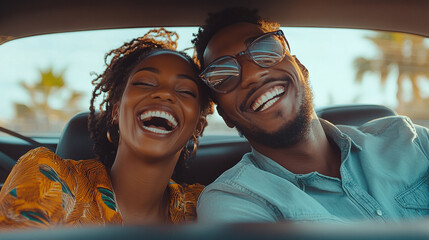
[
  {"x1": 191, "y1": 135, "x2": 198, "y2": 155},
  {"x1": 106, "y1": 130, "x2": 113, "y2": 143}
]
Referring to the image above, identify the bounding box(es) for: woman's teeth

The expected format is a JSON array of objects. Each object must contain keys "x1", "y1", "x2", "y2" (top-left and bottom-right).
[
  {"x1": 140, "y1": 110, "x2": 178, "y2": 134},
  {"x1": 140, "y1": 110, "x2": 177, "y2": 127},
  {"x1": 142, "y1": 126, "x2": 171, "y2": 134},
  {"x1": 251, "y1": 86, "x2": 285, "y2": 112}
]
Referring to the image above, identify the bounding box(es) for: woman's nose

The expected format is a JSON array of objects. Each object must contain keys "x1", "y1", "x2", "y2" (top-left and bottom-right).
[{"x1": 150, "y1": 90, "x2": 176, "y2": 103}]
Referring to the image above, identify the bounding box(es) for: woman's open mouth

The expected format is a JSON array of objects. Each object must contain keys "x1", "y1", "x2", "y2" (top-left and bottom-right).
[{"x1": 139, "y1": 110, "x2": 178, "y2": 135}]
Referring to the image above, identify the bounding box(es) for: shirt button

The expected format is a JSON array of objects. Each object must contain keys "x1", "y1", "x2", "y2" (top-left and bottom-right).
[{"x1": 376, "y1": 209, "x2": 383, "y2": 216}]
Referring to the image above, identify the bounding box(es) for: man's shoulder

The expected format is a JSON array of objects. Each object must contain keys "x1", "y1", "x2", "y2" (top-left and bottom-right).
[
  {"x1": 206, "y1": 153, "x2": 260, "y2": 186},
  {"x1": 336, "y1": 115, "x2": 419, "y2": 139},
  {"x1": 202, "y1": 152, "x2": 296, "y2": 195},
  {"x1": 334, "y1": 115, "x2": 429, "y2": 157}
]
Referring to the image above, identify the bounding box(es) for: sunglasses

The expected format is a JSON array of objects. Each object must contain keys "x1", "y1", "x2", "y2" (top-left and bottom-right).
[{"x1": 199, "y1": 30, "x2": 290, "y2": 93}]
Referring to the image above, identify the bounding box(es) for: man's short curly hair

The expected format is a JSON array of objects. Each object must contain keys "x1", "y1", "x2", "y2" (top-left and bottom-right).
[
  {"x1": 89, "y1": 28, "x2": 213, "y2": 170},
  {"x1": 192, "y1": 7, "x2": 279, "y2": 68},
  {"x1": 192, "y1": 7, "x2": 309, "y2": 100}
]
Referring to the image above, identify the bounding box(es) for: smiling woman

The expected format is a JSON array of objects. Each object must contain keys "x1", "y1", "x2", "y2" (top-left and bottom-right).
[{"x1": 0, "y1": 28, "x2": 214, "y2": 227}]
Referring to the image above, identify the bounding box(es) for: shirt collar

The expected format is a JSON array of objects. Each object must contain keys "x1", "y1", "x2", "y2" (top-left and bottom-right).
[
  {"x1": 319, "y1": 119, "x2": 362, "y2": 152},
  {"x1": 249, "y1": 119, "x2": 362, "y2": 185}
]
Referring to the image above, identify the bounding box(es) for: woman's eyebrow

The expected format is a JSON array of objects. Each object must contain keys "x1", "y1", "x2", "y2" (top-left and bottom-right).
[
  {"x1": 134, "y1": 67, "x2": 159, "y2": 74},
  {"x1": 177, "y1": 74, "x2": 197, "y2": 82},
  {"x1": 133, "y1": 68, "x2": 196, "y2": 82}
]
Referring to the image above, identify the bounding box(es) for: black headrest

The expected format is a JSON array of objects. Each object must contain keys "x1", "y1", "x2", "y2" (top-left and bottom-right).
[
  {"x1": 56, "y1": 104, "x2": 396, "y2": 185},
  {"x1": 316, "y1": 104, "x2": 396, "y2": 126},
  {"x1": 56, "y1": 111, "x2": 96, "y2": 160}
]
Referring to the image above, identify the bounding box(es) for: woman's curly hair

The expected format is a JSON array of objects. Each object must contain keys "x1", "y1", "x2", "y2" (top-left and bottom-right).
[{"x1": 89, "y1": 28, "x2": 213, "y2": 170}]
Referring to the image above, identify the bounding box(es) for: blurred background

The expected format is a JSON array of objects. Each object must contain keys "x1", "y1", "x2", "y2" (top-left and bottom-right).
[{"x1": 0, "y1": 27, "x2": 428, "y2": 137}]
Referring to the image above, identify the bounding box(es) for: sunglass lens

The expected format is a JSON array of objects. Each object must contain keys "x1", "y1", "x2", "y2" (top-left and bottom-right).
[
  {"x1": 201, "y1": 58, "x2": 240, "y2": 92},
  {"x1": 248, "y1": 34, "x2": 285, "y2": 67}
]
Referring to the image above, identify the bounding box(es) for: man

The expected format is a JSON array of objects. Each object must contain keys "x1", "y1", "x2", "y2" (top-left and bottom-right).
[{"x1": 192, "y1": 8, "x2": 429, "y2": 223}]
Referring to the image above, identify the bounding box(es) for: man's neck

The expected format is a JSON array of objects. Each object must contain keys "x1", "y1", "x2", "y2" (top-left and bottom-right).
[{"x1": 250, "y1": 118, "x2": 342, "y2": 178}]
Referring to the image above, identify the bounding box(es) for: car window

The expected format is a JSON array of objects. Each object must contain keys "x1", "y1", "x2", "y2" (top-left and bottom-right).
[{"x1": 0, "y1": 27, "x2": 428, "y2": 137}]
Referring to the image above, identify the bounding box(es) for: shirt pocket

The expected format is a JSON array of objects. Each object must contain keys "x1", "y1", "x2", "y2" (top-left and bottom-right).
[{"x1": 395, "y1": 171, "x2": 429, "y2": 215}]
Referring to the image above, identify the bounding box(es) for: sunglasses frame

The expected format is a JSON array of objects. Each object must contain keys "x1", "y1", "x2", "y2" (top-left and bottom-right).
[{"x1": 200, "y1": 30, "x2": 290, "y2": 93}]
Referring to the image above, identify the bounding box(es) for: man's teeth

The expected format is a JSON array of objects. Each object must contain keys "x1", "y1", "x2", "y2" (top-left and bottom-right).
[
  {"x1": 260, "y1": 96, "x2": 280, "y2": 111},
  {"x1": 251, "y1": 86, "x2": 285, "y2": 112},
  {"x1": 140, "y1": 110, "x2": 178, "y2": 128}
]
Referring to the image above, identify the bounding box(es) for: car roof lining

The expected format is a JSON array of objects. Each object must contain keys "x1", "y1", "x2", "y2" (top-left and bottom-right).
[{"x1": 1, "y1": 0, "x2": 428, "y2": 40}]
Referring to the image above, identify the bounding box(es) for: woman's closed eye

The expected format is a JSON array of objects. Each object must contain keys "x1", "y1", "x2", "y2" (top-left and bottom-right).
[
  {"x1": 132, "y1": 81, "x2": 156, "y2": 87},
  {"x1": 177, "y1": 89, "x2": 197, "y2": 98}
]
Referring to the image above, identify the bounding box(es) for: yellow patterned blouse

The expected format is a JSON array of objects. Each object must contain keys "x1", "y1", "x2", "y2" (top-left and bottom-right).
[{"x1": 0, "y1": 147, "x2": 203, "y2": 229}]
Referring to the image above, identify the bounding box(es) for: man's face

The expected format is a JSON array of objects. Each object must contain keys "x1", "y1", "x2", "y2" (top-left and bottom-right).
[{"x1": 203, "y1": 22, "x2": 314, "y2": 148}]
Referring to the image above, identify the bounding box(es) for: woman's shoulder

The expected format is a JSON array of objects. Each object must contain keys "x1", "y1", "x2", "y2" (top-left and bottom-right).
[
  {"x1": 167, "y1": 180, "x2": 204, "y2": 223},
  {"x1": 16, "y1": 147, "x2": 104, "y2": 169},
  {"x1": 9, "y1": 147, "x2": 105, "y2": 178},
  {"x1": 168, "y1": 180, "x2": 204, "y2": 200},
  {"x1": 181, "y1": 183, "x2": 205, "y2": 200},
  {"x1": 0, "y1": 147, "x2": 109, "y2": 199},
  {"x1": 0, "y1": 147, "x2": 117, "y2": 227}
]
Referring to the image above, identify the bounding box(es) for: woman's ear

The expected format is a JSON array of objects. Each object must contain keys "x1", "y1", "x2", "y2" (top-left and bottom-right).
[
  {"x1": 194, "y1": 115, "x2": 207, "y2": 137},
  {"x1": 216, "y1": 106, "x2": 235, "y2": 128},
  {"x1": 112, "y1": 102, "x2": 120, "y2": 124}
]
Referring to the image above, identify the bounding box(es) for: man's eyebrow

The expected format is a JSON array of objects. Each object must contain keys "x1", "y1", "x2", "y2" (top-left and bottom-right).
[
  {"x1": 244, "y1": 36, "x2": 259, "y2": 46},
  {"x1": 134, "y1": 67, "x2": 159, "y2": 74}
]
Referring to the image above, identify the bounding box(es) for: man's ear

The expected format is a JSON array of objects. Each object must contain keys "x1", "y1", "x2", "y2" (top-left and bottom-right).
[
  {"x1": 292, "y1": 55, "x2": 309, "y2": 80},
  {"x1": 112, "y1": 102, "x2": 120, "y2": 124},
  {"x1": 216, "y1": 106, "x2": 235, "y2": 128}
]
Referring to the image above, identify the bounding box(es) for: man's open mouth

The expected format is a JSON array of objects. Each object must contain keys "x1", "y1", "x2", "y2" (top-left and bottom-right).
[
  {"x1": 139, "y1": 110, "x2": 178, "y2": 134},
  {"x1": 249, "y1": 83, "x2": 289, "y2": 112}
]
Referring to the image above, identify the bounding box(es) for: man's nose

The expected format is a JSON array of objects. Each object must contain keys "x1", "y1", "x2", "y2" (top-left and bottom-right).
[
  {"x1": 239, "y1": 58, "x2": 269, "y2": 89},
  {"x1": 151, "y1": 89, "x2": 176, "y2": 103}
]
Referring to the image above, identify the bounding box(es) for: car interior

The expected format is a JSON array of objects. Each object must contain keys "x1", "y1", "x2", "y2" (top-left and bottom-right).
[{"x1": 0, "y1": 0, "x2": 428, "y2": 239}]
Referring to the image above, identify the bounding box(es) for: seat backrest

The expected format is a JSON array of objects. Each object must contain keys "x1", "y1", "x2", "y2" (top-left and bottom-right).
[
  {"x1": 56, "y1": 104, "x2": 396, "y2": 185},
  {"x1": 56, "y1": 112, "x2": 96, "y2": 161},
  {"x1": 316, "y1": 104, "x2": 397, "y2": 126}
]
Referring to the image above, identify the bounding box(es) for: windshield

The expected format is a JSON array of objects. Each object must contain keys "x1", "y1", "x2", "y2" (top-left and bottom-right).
[{"x1": 1, "y1": 27, "x2": 428, "y2": 137}]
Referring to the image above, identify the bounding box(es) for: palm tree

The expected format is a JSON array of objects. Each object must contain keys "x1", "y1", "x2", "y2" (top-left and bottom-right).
[
  {"x1": 353, "y1": 32, "x2": 429, "y2": 118},
  {"x1": 13, "y1": 68, "x2": 84, "y2": 135}
]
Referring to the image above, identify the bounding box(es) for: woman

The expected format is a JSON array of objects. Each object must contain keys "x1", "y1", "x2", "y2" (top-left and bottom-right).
[{"x1": 0, "y1": 28, "x2": 213, "y2": 227}]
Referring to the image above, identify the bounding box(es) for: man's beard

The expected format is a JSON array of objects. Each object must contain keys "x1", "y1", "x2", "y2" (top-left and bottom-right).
[{"x1": 233, "y1": 81, "x2": 314, "y2": 148}]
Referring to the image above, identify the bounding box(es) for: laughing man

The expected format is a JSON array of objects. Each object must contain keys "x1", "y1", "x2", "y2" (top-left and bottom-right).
[{"x1": 193, "y1": 8, "x2": 429, "y2": 223}]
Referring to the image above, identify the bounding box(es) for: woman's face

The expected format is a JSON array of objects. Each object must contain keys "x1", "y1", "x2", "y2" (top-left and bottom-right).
[{"x1": 115, "y1": 52, "x2": 202, "y2": 160}]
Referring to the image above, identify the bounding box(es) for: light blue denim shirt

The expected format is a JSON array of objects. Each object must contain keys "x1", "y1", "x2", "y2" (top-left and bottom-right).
[{"x1": 197, "y1": 116, "x2": 429, "y2": 223}]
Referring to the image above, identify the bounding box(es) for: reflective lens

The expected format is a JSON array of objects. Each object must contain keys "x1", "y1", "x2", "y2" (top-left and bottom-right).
[
  {"x1": 248, "y1": 34, "x2": 285, "y2": 67},
  {"x1": 200, "y1": 57, "x2": 240, "y2": 93},
  {"x1": 200, "y1": 30, "x2": 289, "y2": 93}
]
